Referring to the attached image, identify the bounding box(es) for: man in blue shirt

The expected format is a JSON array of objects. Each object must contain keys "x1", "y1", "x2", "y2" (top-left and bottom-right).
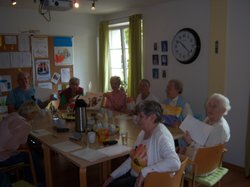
[{"x1": 6, "y1": 72, "x2": 51, "y2": 113}]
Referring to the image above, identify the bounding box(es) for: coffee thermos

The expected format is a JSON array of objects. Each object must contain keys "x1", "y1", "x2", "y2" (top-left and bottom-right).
[{"x1": 75, "y1": 99, "x2": 87, "y2": 132}]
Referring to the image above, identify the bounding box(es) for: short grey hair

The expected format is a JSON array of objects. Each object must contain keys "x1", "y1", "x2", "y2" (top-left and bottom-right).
[
  {"x1": 169, "y1": 79, "x2": 183, "y2": 94},
  {"x1": 135, "y1": 100, "x2": 163, "y2": 123},
  {"x1": 207, "y1": 93, "x2": 231, "y2": 115},
  {"x1": 140, "y1": 79, "x2": 150, "y2": 87},
  {"x1": 110, "y1": 76, "x2": 121, "y2": 85},
  {"x1": 18, "y1": 100, "x2": 40, "y2": 119},
  {"x1": 69, "y1": 77, "x2": 80, "y2": 85}
]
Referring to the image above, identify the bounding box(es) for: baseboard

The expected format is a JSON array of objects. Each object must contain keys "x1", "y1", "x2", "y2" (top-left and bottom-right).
[{"x1": 223, "y1": 161, "x2": 245, "y2": 173}]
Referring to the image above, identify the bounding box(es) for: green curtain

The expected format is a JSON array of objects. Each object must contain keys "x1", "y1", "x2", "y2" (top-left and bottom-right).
[
  {"x1": 245, "y1": 92, "x2": 250, "y2": 176},
  {"x1": 127, "y1": 14, "x2": 143, "y2": 98},
  {"x1": 99, "y1": 21, "x2": 110, "y2": 92}
]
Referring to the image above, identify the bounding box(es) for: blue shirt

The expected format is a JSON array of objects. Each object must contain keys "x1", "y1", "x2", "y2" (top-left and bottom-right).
[{"x1": 6, "y1": 87, "x2": 41, "y2": 110}]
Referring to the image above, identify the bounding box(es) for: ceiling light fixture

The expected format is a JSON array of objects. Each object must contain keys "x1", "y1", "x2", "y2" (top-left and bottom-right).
[
  {"x1": 91, "y1": 0, "x2": 97, "y2": 11},
  {"x1": 74, "y1": 1, "x2": 79, "y2": 8},
  {"x1": 11, "y1": 0, "x2": 17, "y2": 6}
]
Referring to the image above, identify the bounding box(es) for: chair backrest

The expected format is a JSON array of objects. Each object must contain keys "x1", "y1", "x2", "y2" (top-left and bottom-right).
[
  {"x1": 0, "y1": 148, "x2": 37, "y2": 186},
  {"x1": 192, "y1": 144, "x2": 225, "y2": 176},
  {"x1": 144, "y1": 155, "x2": 189, "y2": 187}
]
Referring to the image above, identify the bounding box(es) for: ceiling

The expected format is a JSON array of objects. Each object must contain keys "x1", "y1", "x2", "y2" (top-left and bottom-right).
[{"x1": 0, "y1": 0, "x2": 169, "y2": 15}]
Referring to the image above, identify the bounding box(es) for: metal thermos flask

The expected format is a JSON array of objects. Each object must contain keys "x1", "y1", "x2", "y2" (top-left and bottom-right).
[{"x1": 75, "y1": 99, "x2": 87, "y2": 132}]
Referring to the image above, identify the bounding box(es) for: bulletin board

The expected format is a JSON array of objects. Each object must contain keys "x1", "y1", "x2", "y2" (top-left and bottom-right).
[{"x1": 0, "y1": 34, "x2": 74, "y2": 98}]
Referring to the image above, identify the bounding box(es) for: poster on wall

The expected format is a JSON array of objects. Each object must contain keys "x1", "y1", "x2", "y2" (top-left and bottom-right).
[
  {"x1": 54, "y1": 37, "x2": 73, "y2": 66},
  {"x1": 0, "y1": 75, "x2": 12, "y2": 92},
  {"x1": 35, "y1": 59, "x2": 51, "y2": 81}
]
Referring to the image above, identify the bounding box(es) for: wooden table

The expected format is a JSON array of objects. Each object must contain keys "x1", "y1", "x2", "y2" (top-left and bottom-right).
[{"x1": 31, "y1": 111, "x2": 183, "y2": 187}]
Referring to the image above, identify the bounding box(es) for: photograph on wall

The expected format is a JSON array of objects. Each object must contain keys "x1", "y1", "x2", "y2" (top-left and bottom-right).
[
  {"x1": 54, "y1": 36, "x2": 73, "y2": 66},
  {"x1": 35, "y1": 59, "x2": 51, "y2": 81},
  {"x1": 152, "y1": 54, "x2": 159, "y2": 65},
  {"x1": 51, "y1": 72, "x2": 61, "y2": 84},
  {"x1": 162, "y1": 69, "x2": 167, "y2": 79},
  {"x1": 152, "y1": 68, "x2": 159, "y2": 79},
  {"x1": 153, "y1": 42, "x2": 157, "y2": 51},
  {"x1": 161, "y1": 40, "x2": 168, "y2": 52},
  {"x1": 0, "y1": 75, "x2": 12, "y2": 92},
  {"x1": 161, "y1": 55, "x2": 168, "y2": 66}
]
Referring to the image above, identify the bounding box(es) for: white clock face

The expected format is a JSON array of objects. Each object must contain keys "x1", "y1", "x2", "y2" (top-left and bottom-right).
[{"x1": 172, "y1": 28, "x2": 200, "y2": 64}]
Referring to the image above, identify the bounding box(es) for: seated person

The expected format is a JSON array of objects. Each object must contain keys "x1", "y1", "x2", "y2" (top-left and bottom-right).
[
  {"x1": 162, "y1": 79, "x2": 193, "y2": 127},
  {"x1": 135, "y1": 79, "x2": 159, "y2": 105},
  {"x1": 0, "y1": 100, "x2": 41, "y2": 186},
  {"x1": 6, "y1": 72, "x2": 52, "y2": 113},
  {"x1": 58, "y1": 77, "x2": 84, "y2": 110},
  {"x1": 103, "y1": 76, "x2": 127, "y2": 112},
  {"x1": 102, "y1": 100, "x2": 180, "y2": 187},
  {"x1": 180, "y1": 93, "x2": 231, "y2": 160}
]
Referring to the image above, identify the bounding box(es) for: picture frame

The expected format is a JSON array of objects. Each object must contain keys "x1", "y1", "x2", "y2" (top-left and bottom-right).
[
  {"x1": 161, "y1": 40, "x2": 168, "y2": 52},
  {"x1": 152, "y1": 54, "x2": 159, "y2": 65},
  {"x1": 152, "y1": 68, "x2": 159, "y2": 79},
  {"x1": 161, "y1": 55, "x2": 168, "y2": 66}
]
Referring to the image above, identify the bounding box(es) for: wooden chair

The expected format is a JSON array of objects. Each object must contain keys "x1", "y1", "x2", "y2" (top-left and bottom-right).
[
  {"x1": 0, "y1": 148, "x2": 37, "y2": 187},
  {"x1": 144, "y1": 154, "x2": 189, "y2": 187},
  {"x1": 185, "y1": 144, "x2": 228, "y2": 187}
]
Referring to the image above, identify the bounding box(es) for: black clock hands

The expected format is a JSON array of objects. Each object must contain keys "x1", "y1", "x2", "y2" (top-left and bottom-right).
[{"x1": 178, "y1": 41, "x2": 190, "y2": 53}]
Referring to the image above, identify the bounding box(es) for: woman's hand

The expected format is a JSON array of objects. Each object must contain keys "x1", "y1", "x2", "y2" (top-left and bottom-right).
[
  {"x1": 135, "y1": 172, "x2": 144, "y2": 187},
  {"x1": 102, "y1": 176, "x2": 113, "y2": 187},
  {"x1": 183, "y1": 131, "x2": 193, "y2": 145}
]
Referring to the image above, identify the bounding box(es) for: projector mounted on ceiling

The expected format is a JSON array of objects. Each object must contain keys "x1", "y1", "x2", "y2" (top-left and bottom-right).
[{"x1": 40, "y1": 0, "x2": 73, "y2": 11}]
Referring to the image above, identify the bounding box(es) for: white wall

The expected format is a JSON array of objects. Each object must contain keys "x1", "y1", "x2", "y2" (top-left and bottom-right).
[
  {"x1": 0, "y1": 7, "x2": 99, "y2": 92},
  {"x1": 224, "y1": 0, "x2": 250, "y2": 166},
  {"x1": 142, "y1": 0, "x2": 210, "y2": 118}
]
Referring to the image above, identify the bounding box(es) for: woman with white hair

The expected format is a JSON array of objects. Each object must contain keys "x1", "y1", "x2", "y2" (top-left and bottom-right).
[{"x1": 180, "y1": 93, "x2": 231, "y2": 159}]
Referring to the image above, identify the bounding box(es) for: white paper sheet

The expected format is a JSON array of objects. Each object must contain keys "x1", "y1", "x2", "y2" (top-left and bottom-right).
[
  {"x1": 61, "y1": 68, "x2": 70, "y2": 83},
  {"x1": 31, "y1": 129, "x2": 51, "y2": 137},
  {"x1": 0, "y1": 53, "x2": 11, "y2": 69},
  {"x1": 35, "y1": 86, "x2": 53, "y2": 101},
  {"x1": 71, "y1": 148, "x2": 107, "y2": 162},
  {"x1": 179, "y1": 115, "x2": 214, "y2": 146},
  {"x1": 52, "y1": 141, "x2": 82, "y2": 152},
  {"x1": 98, "y1": 144, "x2": 131, "y2": 157}
]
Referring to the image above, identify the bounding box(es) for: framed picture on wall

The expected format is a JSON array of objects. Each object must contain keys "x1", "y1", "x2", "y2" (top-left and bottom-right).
[
  {"x1": 153, "y1": 42, "x2": 157, "y2": 51},
  {"x1": 161, "y1": 40, "x2": 168, "y2": 52},
  {"x1": 152, "y1": 68, "x2": 159, "y2": 79},
  {"x1": 161, "y1": 55, "x2": 168, "y2": 66},
  {"x1": 152, "y1": 54, "x2": 159, "y2": 65},
  {"x1": 162, "y1": 69, "x2": 167, "y2": 79}
]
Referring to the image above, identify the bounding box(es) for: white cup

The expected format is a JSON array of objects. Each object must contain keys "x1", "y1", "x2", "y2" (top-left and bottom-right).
[{"x1": 88, "y1": 131, "x2": 96, "y2": 144}]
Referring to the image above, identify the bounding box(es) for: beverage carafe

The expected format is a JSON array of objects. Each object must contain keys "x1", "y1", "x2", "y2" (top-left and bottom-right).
[{"x1": 75, "y1": 99, "x2": 87, "y2": 132}]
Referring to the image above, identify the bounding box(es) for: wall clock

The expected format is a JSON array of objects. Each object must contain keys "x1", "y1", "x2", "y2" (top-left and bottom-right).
[{"x1": 171, "y1": 28, "x2": 201, "y2": 64}]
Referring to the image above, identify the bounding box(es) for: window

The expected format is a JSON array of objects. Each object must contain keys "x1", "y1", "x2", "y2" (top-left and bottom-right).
[{"x1": 109, "y1": 22, "x2": 129, "y2": 90}]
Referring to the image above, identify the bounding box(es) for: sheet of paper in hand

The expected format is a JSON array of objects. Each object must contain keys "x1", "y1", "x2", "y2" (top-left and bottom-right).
[
  {"x1": 75, "y1": 92, "x2": 103, "y2": 110},
  {"x1": 179, "y1": 115, "x2": 214, "y2": 146}
]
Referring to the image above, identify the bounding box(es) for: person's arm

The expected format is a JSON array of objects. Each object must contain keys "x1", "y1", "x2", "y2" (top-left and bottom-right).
[{"x1": 6, "y1": 91, "x2": 16, "y2": 113}]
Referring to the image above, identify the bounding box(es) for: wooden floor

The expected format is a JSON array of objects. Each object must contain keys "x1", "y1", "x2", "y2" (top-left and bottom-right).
[{"x1": 52, "y1": 155, "x2": 250, "y2": 187}]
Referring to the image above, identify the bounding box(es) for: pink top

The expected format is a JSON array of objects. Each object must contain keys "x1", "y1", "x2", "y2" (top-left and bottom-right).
[
  {"x1": 0, "y1": 112, "x2": 31, "y2": 161},
  {"x1": 105, "y1": 90, "x2": 127, "y2": 112}
]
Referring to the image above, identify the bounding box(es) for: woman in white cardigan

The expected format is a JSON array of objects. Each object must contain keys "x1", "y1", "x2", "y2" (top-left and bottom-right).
[{"x1": 102, "y1": 100, "x2": 180, "y2": 187}]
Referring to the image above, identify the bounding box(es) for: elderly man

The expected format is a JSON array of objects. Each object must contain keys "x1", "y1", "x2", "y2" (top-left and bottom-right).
[{"x1": 6, "y1": 72, "x2": 51, "y2": 113}]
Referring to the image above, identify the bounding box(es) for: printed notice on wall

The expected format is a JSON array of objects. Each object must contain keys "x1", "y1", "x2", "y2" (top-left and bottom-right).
[
  {"x1": 61, "y1": 68, "x2": 70, "y2": 83},
  {"x1": 32, "y1": 37, "x2": 48, "y2": 58}
]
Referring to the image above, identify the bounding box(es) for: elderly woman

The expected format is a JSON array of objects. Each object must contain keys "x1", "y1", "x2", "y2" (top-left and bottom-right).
[
  {"x1": 162, "y1": 79, "x2": 193, "y2": 127},
  {"x1": 135, "y1": 79, "x2": 159, "y2": 105},
  {"x1": 0, "y1": 100, "x2": 40, "y2": 186},
  {"x1": 181, "y1": 93, "x2": 231, "y2": 159},
  {"x1": 103, "y1": 76, "x2": 127, "y2": 112},
  {"x1": 102, "y1": 101, "x2": 180, "y2": 187},
  {"x1": 58, "y1": 77, "x2": 84, "y2": 110}
]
